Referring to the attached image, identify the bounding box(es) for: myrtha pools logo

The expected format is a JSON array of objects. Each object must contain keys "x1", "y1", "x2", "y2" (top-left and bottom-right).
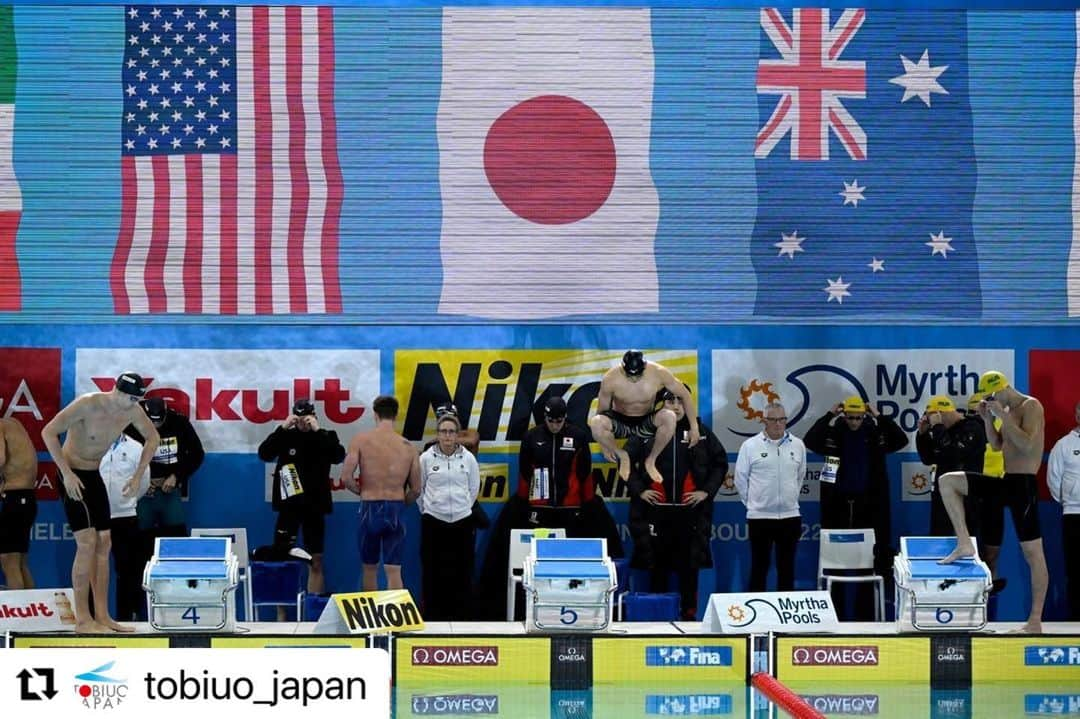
[{"x1": 74, "y1": 661, "x2": 128, "y2": 711}]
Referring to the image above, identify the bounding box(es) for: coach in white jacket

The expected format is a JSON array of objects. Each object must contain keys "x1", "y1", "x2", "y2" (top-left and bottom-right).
[
  {"x1": 1048, "y1": 400, "x2": 1080, "y2": 620},
  {"x1": 734, "y1": 402, "x2": 807, "y2": 592}
]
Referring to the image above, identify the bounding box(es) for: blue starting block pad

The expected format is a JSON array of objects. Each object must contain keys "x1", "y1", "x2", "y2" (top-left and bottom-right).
[
  {"x1": 523, "y1": 538, "x2": 616, "y2": 633},
  {"x1": 143, "y1": 537, "x2": 239, "y2": 632},
  {"x1": 894, "y1": 536, "x2": 991, "y2": 632}
]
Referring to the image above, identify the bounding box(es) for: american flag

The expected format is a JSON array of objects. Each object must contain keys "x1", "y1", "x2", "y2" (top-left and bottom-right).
[{"x1": 111, "y1": 5, "x2": 342, "y2": 314}]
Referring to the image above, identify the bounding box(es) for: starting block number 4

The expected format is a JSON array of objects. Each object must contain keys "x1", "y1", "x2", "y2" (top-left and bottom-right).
[{"x1": 181, "y1": 607, "x2": 202, "y2": 625}]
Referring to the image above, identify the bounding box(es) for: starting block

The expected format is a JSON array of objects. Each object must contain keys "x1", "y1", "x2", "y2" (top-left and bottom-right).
[
  {"x1": 893, "y1": 537, "x2": 991, "y2": 632},
  {"x1": 522, "y1": 538, "x2": 616, "y2": 633},
  {"x1": 143, "y1": 537, "x2": 239, "y2": 632}
]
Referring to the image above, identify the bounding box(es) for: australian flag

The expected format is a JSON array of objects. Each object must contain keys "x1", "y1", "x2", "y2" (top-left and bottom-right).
[{"x1": 752, "y1": 9, "x2": 979, "y2": 318}]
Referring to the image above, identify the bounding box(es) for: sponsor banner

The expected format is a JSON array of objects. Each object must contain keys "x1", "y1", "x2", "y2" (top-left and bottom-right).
[
  {"x1": 75, "y1": 348, "x2": 379, "y2": 454},
  {"x1": 645, "y1": 693, "x2": 734, "y2": 715},
  {"x1": 210, "y1": 636, "x2": 370, "y2": 649},
  {"x1": 703, "y1": 591, "x2": 839, "y2": 633},
  {"x1": 0, "y1": 347, "x2": 61, "y2": 451},
  {"x1": 550, "y1": 636, "x2": 591, "y2": 690},
  {"x1": 478, "y1": 462, "x2": 511, "y2": 502},
  {"x1": 592, "y1": 638, "x2": 745, "y2": 683},
  {"x1": 34, "y1": 460, "x2": 60, "y2": 501},
  {"x1": 0, "y1": 588, "x2": 76, "y2": 632},
  {"x1": 902, "y1": 461, "x2": 933, "y2": 502},
  {"x1": 710, "y1": 349, "x2": 1014, "y2": 450},
  {"x1": 315, "y1": 590, "x2": 423, "y2": 635},
  {"x1": 395, "y1": 637, "x2": 550, "y2": 684},
  {"x1": 0, "y1": 647, "x2": 389, "y2": 716},
  {"x1": 972, "y1": 639, "x2": 1080, "y2": 682},
  {"x1": 930, "y1": 635, "x2": 971, "y2": 690},
  {"x1": 776, "y1": 637, "x2": 930, "y2": 683},
  {"x1": 408, "y1": 692, "x2": 501, "y2": 716},
  {"x1": 10, "y1": 636, "x2": 170, "y2": 648},
  {"x1": 1024, "y1": 693, "x2": 1080, "y2": 715},
  {"x1": 800, "y1": 694, "x2": 880, "y2": 716},
  {"x1": 394, "y1": 349, "x2": 698, "y2": 455}
]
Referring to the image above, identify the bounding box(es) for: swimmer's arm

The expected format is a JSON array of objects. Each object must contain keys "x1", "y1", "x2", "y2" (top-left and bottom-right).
[
  {"x1": 595, "y1": 374, "x2": 614, "y2": 414},
  {"x1": 125, "y1": 410, "x2": 160, "y2": 495},
  {"x1": 341, "y1": 435, "x2": 362, "y2": 495},
  {"x1": 999, "y1": 400, "x2": 1044, "y2": 452},
  {"x1": 404, "y1": 448, "x2": 421, "y2": 504}
]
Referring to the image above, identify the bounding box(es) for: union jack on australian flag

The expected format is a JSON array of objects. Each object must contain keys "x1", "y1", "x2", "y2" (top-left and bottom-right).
[{"x1": 752, "y1": 8, "x2": 979, "y2": 317}]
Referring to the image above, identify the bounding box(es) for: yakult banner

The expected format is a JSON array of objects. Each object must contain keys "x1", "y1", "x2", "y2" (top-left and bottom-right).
[
  {"x1": 394, "y1": 349, "x2": 698, "y2": 454},
  {"x1": 711, "y1": 349, "x2": 1015, "y2": 451},
  {"x1": 75, "y1": 349, "x2": 379, "y2": 453}
]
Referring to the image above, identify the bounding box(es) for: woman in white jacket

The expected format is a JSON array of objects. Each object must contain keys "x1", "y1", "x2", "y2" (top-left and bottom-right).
[
  {"x1": 1048, "y1": 401, "x2": 1080, "y2": 620},
  {"x1": 734, "y1": 402, "x2": 807, "y2": 592},
  {"x1": 418, "y1": 412, "x2": 480, "y2": 620}
]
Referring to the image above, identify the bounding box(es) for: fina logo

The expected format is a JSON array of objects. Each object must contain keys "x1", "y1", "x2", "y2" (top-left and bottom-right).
[
  {"x1": 645, "y1": 646, "x2": 733, "y2": 667},
  {"x1": 645, "y1": 694, "x2": 733, "y2": 715},
  {"x1": 1025, "y1": 646, "x2": 1080, "y2": 666},
  {"x1": 1024, "y1": 694, "x2": 1080, "y2": 714}
]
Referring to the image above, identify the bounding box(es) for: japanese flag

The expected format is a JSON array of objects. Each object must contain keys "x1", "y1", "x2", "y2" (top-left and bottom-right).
[{"x1": 437, "y1": 8, "x2": 659, "y2": 319}]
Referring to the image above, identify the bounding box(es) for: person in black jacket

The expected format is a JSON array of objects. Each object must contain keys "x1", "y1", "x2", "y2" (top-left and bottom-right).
[
  {"x1": 803, "y1": 395, "x2": 907, "y2": 620},
  {"x1": 474, "y1": 395, "x2": 623, "y2": 621},
  {"x1": 627, "y1": 389, "x2": 727, "y2": 620},
  {"x1": 915, "y1": 395, "x2": 986, "y2": 536},
  {"x1": 257, "y1": 398, "x2": 345, "y2": 601},
  {"x1": 133, "y1": 397, "x2": 205, "y2": 540}
]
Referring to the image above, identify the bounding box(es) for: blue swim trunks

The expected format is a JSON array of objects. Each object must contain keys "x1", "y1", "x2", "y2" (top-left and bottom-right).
[{"x1": 358, "y1": 500, "x2": 406, "y2": 566}]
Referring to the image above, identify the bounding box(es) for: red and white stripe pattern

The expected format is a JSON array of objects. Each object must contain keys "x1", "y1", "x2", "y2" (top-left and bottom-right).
[
  {"x1": 755, "y1": 8, "x2": 867, "y2": 161},
  {"x1": 111, "y1": 6, "x2": 342, "y2": 314}
]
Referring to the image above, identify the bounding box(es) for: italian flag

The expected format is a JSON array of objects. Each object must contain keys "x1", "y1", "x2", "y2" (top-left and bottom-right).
[{"x1": 0, "y1": 6, "x2": 20, "y2": 311}]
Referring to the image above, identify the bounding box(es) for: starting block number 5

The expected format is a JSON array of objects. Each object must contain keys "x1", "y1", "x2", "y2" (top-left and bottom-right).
[
  {"x1": 182, "y1": 607, "x2": 202, "y2": 624},
  {"x1": 560, "y1": 607, "x2": 579, "y2": 625}
]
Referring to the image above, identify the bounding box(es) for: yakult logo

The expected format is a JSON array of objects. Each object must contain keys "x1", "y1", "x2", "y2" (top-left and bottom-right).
[
  {"x1": 411, "y1": 646, "x2": 499, "y2": 666},
  {"x1": 792, "y1": 645, "x2": 879, "y2": 666},
  {"x1": 76, "y1": 349, "x2": 379, "y2": 453}
]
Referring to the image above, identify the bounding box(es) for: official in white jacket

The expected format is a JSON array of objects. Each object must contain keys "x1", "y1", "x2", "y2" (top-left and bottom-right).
[
  {"x1": 734, "y1": 402, "x2": 807, "y2": 592},
  {"x1": 1048, "y1": 400, "x2": 1080, "y2": 620},
  {"x1": 418, "y1": 412, "x2": 481, "y2": 620},
  {"x1": 100, "y1": 432, "x2": 151, "y2": 621}
]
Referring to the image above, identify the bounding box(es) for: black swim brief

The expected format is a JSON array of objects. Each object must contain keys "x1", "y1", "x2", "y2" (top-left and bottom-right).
[
  {"x1": 0, "y1": 489, "x2": 38, "y2": 553},
  {"x1": 59, "y1": 468, "x2": 112, "y2": 533}
]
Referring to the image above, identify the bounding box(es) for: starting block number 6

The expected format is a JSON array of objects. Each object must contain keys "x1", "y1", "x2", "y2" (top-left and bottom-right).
[
  {"x1": 935, "y1": 608, "x2": 954, "y2": 624},
  {"x1": 560, "y1": 607, "x2": 579, "y2": 625}
]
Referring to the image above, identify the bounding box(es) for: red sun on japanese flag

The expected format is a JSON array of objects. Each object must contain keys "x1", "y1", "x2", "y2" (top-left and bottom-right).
[{"x1": 483, "y1": 95, "x2": 616, "y2": 225}]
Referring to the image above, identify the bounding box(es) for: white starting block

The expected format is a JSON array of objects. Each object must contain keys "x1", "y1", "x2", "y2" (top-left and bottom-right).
[
  {"x1": 522, "y1": 537, "x2": 616, "y2": 633},
  {"x1": 894, "y1": 536, "x2": 991, "y2": 632},
  {"x1": 143, "y1": 537, "x2": 239, "y2": 632}
]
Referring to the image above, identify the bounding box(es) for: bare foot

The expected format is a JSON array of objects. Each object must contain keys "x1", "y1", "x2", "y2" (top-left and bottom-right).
[
  {"x1": 1011, "y1": 621, "x2": 1042, "y2": 634},
  {"x1": 938, "y1": 540, "x2": 976, "y2": 564},
  {"x1": 99, "y1": 617, "x2": 136, "y2": 633},
  {"x1": 645, "y1": 462, "x2": 663, "y2": 485},
  {"x1": 75, "y1": 620, "x2": 112, "y2": 634},
  {"x1": 615, "y1": 449, "x2": 631, "y2": 481}
]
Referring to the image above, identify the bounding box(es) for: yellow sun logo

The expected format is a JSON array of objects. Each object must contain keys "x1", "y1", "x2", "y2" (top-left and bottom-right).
[
  {"x1": 911, "y1": 473, "x2": 928, "y2": 490},
  {"x1": 736, "y1": 379, "x2": 781, "y2": 421},
  {"x1": 727, "y1": 605, "x2": 746, "y2": 622}
]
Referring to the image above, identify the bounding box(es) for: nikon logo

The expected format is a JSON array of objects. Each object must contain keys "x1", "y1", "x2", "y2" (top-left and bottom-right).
[
  {"x1": 341, "y1": 595, "x2": 421, "y2": 632},
  {"x1": 397, "y1": 353, "x2": 600, "y2": 446}
]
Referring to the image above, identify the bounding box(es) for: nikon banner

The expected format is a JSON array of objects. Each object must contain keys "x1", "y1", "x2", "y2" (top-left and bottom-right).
[{"x1": 313, "y1": 590, "x2": 424, "y2": 635}]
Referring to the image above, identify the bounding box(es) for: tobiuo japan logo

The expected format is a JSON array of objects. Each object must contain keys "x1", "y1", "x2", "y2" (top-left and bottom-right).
[
  {"x1": 644, "y1": 646, "x2": 733, "y2": 667},
  {"x1": 1024, "y1": 646, "x2": 1080, "y2": 666}
]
